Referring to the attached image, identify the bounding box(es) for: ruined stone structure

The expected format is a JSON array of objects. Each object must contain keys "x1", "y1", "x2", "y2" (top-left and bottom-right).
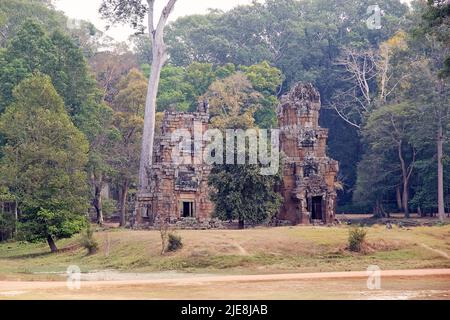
[
  {"x1": 277, "y1": 83, "x2": 339, "y2": 224},
  {"x1": 135, "y1": 102, "x2": 214, "y2": 226},
  {"x1": 134, "y1": 83, "x2": 338, "y2": 227}
]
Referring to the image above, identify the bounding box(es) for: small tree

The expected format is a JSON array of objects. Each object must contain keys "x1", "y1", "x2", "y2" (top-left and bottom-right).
[
  {"x1": 167, "y1": 233, "x2": 183, "y2": 252},
  {"x1": 80, "y1": 224, "x2": 99, "y2": 255},
  {"x1": 348, "y1": 227, "x2": 367, "y2": 253},
  {"x1": 159, "y1": 219, "x2": 169, "y2": 255},
  {"x1": 209, "y1": 164, "x2": 282, "y2": 229},
  {"x1": 0, "y1": 75, "x2": 89, "y2": 252}
]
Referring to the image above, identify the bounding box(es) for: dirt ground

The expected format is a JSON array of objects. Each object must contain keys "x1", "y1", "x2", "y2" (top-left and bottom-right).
[{"x1": 1, "y1": 269, "x2": 449, "y2": 300}]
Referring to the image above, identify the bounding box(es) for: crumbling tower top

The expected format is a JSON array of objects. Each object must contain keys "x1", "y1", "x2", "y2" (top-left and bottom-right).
[{"x1": 278, "y1": 83, "x2": 322, "y2": 129}]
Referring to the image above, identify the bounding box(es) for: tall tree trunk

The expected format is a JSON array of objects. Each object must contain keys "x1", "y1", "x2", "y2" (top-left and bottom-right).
[
  {"x1": 93, "y1": 175, "x2": 104, "y2": 226},
  {"x1": 47, "y1": 235, "x2": 58, "y2": 253},
  {"x1": 402, "y1": 180, "x2": 409, "y2": 218},
  {"x1": 398, "y1": 142, "x2": 413, "y2": 218},
  {"x1": 238, "y1": 219, "x2": 245, "y2": 230},
  {"x1": 396, "y1": 186, "x2": 403, "y2": 211},
  {"x1": 14, "y1": 200, "x2": 18, "y2": 235},
  {"x1": 120, "y1": 180, "x2": 129, "y2": 227},
  {"x1": 373, "y1": 200, "x2": 382, "y2": 218},
  {"x1": 418, "y1": 206, "x2": 423, "y2": 217},
  {"x1": 437, "y1": 123, "x2": 445, "y2": 222},
  {"x1": 139, "y1": 58, "x2": 164, "y2": 190},
  {"x1": 138, "y1": 0, "x2": 176, "y2": 192}
]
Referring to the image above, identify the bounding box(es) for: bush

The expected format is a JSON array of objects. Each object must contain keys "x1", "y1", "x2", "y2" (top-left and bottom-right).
[
  {"x1": 167, "y1": 233, "x2": 183, "y2": 252},
  {"x1": 348, "y1": 227, "x2": 367, "y2": 252},
  {"x1": 80, "y1": 224, "x2": 99, "y2": 255}
]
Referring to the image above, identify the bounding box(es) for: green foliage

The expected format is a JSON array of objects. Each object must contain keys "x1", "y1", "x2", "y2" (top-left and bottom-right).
[
  {"x1": 0, "y1": 74, "x2": 89, "y2": 244},
  {"x1": 131, "y1": 34, "x2": 152, "y2": 65},
  {"x1": 80, "y1": 224, "x2": 99, "y2": 255},
  {"x1": 422, "y1": 0, "x2": 450, "y2": 77},
  {"x1": 157, "y1": 64, "x2": 196, "y2": 112},
  {"x1": 241, "y1": 61, "x2": 283, "y2": 95},
  {"x1": 209, "y1": 164, "x2": 283, "y2": 227},
  {"x1": 18, "y1": 208, "x2": 86, "y2": 243},
  {"x1": 156, "y1": 62, "x2": 223, "y2": 112},
  {"x1": 0, "y1": 0, "x2": 68, "y2": 48},
  {"x1": 102, "y1": 198, "x2": 118, "y2": 218},
  {"x1": 155, "y1": 61, "x2": 282, "y2": 122},
  {"x1": 0, "y1": 19, "x2": 102, "y2": 122},
  {"x1": 167, "y1": 233, "x2": 183, "y2": 252},
  {"x1": 109, "y1": 68, "x2": 146, "y2": 217},
  {"x1": 411, "y1": 156, "x2": 450, "y2": 213},
  {"x1": 348, "y1": 227, "x2": 367, "y2": 252},
  {"x1": 355, "y1": 103, "x2": 420, "y2": 207}
]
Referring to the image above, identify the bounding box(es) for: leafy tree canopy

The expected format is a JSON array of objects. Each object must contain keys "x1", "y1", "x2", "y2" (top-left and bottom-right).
[{"x1": 0, "y1": 74, "x2": 89, "y2": 250}]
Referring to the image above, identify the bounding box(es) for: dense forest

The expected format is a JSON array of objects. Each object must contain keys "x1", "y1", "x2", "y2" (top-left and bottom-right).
[{"x1": 0, "y1": 0, "x2": 448, "y2": 249}]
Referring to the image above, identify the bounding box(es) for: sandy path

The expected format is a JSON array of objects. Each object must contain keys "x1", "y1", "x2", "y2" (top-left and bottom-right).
[
  {"x1": 1, "y1": 269, "x2": 450, "y2": 292},
  {"x1": 420, "y1": 244, "x2": 450, "y2": 259}
]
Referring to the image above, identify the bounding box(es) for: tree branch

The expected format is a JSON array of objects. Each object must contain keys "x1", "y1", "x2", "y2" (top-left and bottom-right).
[
  {"x1": 156, "y1": 0, "x2": 177, "y2": 36},
  {"x1": 147, "y1": 0, "x2": 155, "y2": 36},
  {"x1": 331, "y1": 104, "x2": 361, "y2": 129}
]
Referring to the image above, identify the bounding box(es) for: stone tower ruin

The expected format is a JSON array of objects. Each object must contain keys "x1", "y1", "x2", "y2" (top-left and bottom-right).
[
  {"x1": 135, "y1": 102, "x2": 214, "y2": 226},
  {"x1": 277, "y1": 83, "x2": 339, "y2": 225},
  {"x1": 134, "y1": 83, "x2": 338, "y2": 227}
]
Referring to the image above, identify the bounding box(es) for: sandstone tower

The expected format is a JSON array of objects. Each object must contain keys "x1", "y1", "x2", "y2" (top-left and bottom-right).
[
  {"x1": 277, "y1": 83, "x2": 339, "y2": 225},
  {"x1": 135, "y1": 103, "x2": 214, "y2": 226}
]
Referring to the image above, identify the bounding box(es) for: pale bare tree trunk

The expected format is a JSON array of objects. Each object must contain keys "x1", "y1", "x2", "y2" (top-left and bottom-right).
[
  {"x1": 138, "y1": 0, "x2": 177, "y2": 191},
  {"x1": 437, "y1": 122, "x2": 445, "y2": 222},
  {"x1": 139, "y1": 58, "x2": 164, "y2": 189}
]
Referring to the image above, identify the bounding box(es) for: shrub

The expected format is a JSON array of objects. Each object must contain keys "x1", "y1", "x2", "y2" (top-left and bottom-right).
[
  {"x1": 348, "y1": 227, "x2": 367, "y2": 252},
  {"x1": 80, "y1": 224, "x2": 99, "y2": 255},
  {"x1": 167, "y1": 233, "x2": 183, "y2": 252}
]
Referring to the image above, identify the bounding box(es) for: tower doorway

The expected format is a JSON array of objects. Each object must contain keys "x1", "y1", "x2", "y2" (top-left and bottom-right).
[
  {"x1": 181, "y1": 201, "x2": 195, "y2": 218},
  {"x1": 311, "y1": 196, "x2": 323, "y2": 220}
]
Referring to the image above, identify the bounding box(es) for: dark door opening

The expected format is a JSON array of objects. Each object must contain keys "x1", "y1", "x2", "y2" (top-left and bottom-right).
[
  {"x1": 311, "y1": 196, "x2": 323, "y2": 220},
  {"x1": 182, "y1": 201, "x2": 195, "y2": 218}
]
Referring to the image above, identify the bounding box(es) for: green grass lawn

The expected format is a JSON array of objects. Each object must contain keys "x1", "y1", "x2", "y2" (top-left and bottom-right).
[{"x1": 1, "y1": 224, "x2": 450, "y2": 280}]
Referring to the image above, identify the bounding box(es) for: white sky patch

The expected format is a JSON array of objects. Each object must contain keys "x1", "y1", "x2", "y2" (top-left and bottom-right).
[{"x1": 54, "y1": 0, "x2": 257, "y2": 42}]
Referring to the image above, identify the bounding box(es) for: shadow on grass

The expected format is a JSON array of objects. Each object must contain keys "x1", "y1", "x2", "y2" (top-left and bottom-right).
[
  {"x1": 6, "y1": 244, "x2": 82, "y2": 259},
  {"x1": 6, "y1": 251, "x2": 54, "y2": 259}
]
